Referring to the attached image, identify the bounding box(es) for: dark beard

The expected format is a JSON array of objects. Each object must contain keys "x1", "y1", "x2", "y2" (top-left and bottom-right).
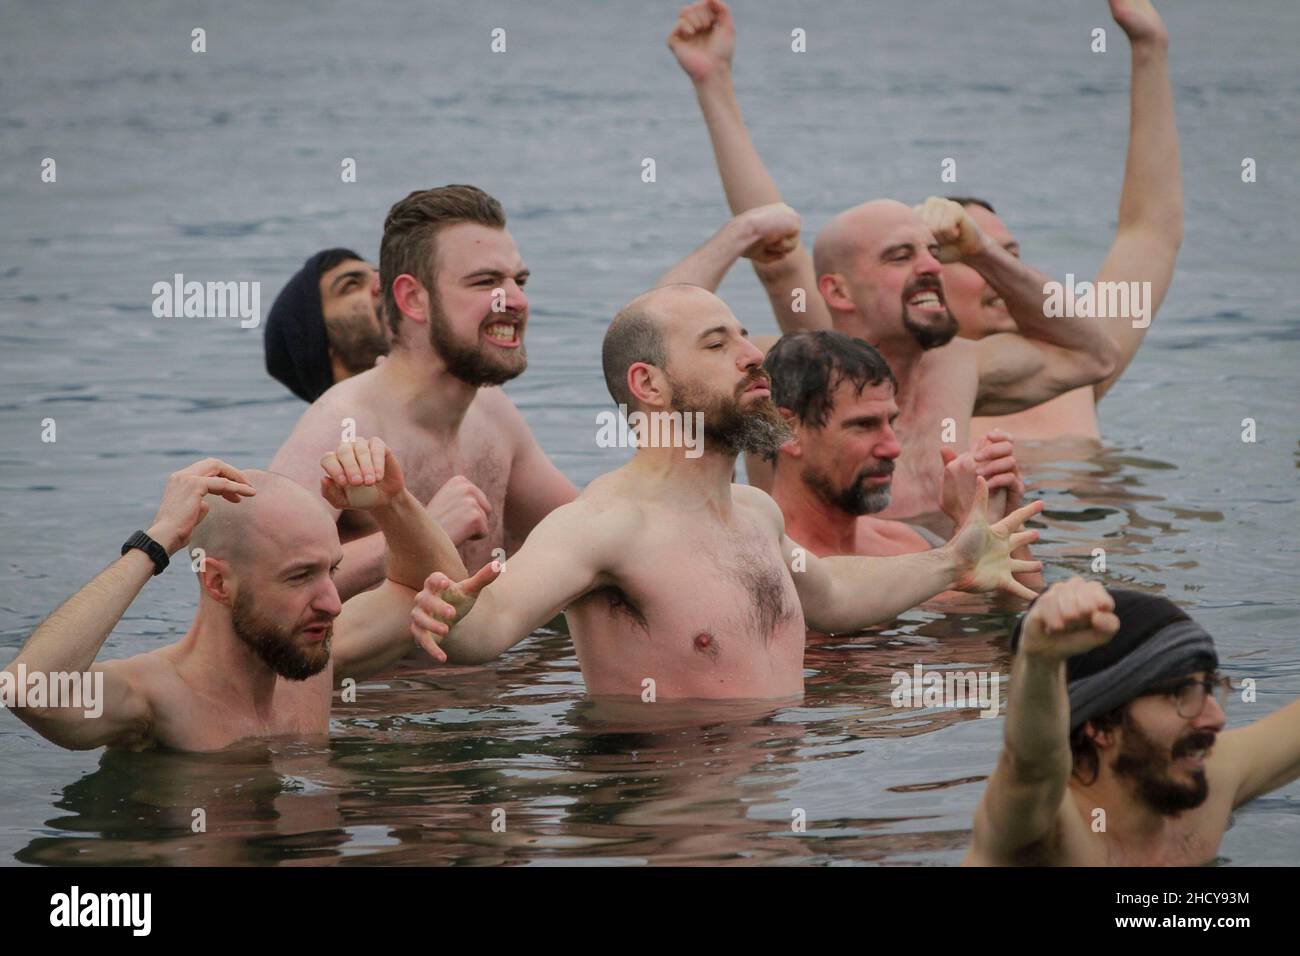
[
  {"x1": 900, "y1": 279, "x2": 958, "y2": 350},
  {"x1": 327, "y1": 306, "x2": 390, "y2": 374},
  {"x1": 1111, "y1": 715, "x2": 1214, "y2": 816},
  {"x1": 427, "y1": 294, "x2": 527, "y2": 387},
  {"x1": 802, "y1": 463, "x2": 892, "y2": 515},
  {"x1": 669, "y1": 373, "x2": 791, "y2": 457},
  {"x1": 231, "y1": 589, "x2": 331, "y2": 681}
]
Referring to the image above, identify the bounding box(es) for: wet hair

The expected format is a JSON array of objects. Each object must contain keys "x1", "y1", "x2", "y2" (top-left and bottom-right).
[
  {"x1": 945, "y1": 196, "x2": 997, "y2": 215},
  {"x1": 602, "y1": 301, "x2": 668, "y2": 410},
  {"x1": 763, "y1": 330, "x2": 897, "y2": 430},
  {"x1": 379, "y1": 185, "x2": 507, "y2": 338},
  {"x1": 1069, "y1": 703, "x2": 1128, "y2": 785}
]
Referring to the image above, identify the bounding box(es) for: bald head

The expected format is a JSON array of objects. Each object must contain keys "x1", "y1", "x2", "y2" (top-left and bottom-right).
[
  {"x1": 189, "y1": 469, "x2": 335, "y2": 571},
  {"x1": 603, "y1": 284, "x2": 724, "y2": 409},
  {"x1": 813, "y1": 199, "x2": 920, "y2": 278}
]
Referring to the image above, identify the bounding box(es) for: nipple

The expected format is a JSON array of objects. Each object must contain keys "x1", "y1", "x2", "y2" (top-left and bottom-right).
[{"x1": 693, "y1": 631, "x2": 719, "y2": 661}]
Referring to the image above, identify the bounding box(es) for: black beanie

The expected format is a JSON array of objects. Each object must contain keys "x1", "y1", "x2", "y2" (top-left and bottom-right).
[
  {"x1": 1011, "y1": 589, "x2": 1218, "y2": 731},
  {"x1": 264, "y1": 248, "x2": 362, "y2": 402}
]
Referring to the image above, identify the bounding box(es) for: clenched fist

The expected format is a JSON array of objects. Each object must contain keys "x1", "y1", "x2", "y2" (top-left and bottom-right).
[
  {"x1": 1018, "y1": 577, "x2": 1121, "y2": 661},
  {"x1": 914, "y1": 196, "x2": 987, "y2": 264},
  {"x1": 319, "y1": 437, "x2": 406, "y2": 511}
]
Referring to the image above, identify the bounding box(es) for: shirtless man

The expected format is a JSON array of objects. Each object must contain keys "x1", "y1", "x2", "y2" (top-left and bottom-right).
[
  {"x1": 763, "y1": 330, "x2": 1042, "y2": 596},
  {"x1": 264, "y1": 248, "x2": 390, "y2": 403},
  {"x1": 666, "y1": 1, "x2": 1121, "y2": 526},
  {"x1": 271, "y1": 186, "x2": 579, "y2": 600},
  {"x1": 407, "y1": 285, "x2": 1043, "y2": 701},
  {"x1": 1, "y1": 439, "x2": 465, "y2": 753},
  {"x1": 966, "y1": 577, "x2": 1300, "y2": 865},
  {"x1": 957, "y1": 3, "x2": 1183, "y2": 440}
]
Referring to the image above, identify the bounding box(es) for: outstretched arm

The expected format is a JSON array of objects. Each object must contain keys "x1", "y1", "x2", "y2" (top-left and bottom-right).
[
  {"x1": 1215, "y1": 698, "x2": 1300, "y2": 809},
  {"x1": 968, "y1": 578, "x2": 1120, "y2": 864},
  {"x1": 2, "y1": 459, "x2": 256, "y2": 750},
  {"x1": 761, "y1": 480, "x2": 1042, "y2": 633},
  {"x1": 324, "y1": 438, "x2": 469, "y2": 683},
  {"x1": 1092, "y1": 0, "x2": 1183, "y2": 399},
  {"x1": 668, "y1": 0, "x2": 831, "y2": 332},
  {"x1": 411, "y1": 498, "x2": 631, "y2": 665}
]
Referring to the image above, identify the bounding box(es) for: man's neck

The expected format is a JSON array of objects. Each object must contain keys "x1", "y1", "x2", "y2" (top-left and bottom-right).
[
  {"x1": 770, "y1": 466, "x2": 857, "y2": 556},
  {"x1": 628, "y1": 443, "x2": 739, "y2": 515},
  {"x1": 177, "y1": 607, "x2": 286, "y2": 719},
  {"x1": 835, "y1": 310, "x2": 927, "y2": 394},
  {"x1": 1070, "y1": 775, "x2": 1185, "y2": 858},
  {"x1": 377, "y1": 345, "x2": 480, "y2": 434}
]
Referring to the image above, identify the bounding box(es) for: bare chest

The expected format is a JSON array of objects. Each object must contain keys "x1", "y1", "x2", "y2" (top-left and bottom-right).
[
  {"x1": 567, "y1": 515, "x2": 805, "y2": 699},
  {"x1": 149, "y1": 673, "x2": 333, "y2": 753}
]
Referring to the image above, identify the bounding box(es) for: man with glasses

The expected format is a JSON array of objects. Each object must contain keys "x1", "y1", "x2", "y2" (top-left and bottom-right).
[{"x1": 965, "y1": 577, "x2": 1299, "y2": 865}]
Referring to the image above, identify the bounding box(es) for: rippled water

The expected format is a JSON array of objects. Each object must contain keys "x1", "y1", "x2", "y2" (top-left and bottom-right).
[{"x1": 1, "y1": 0, "x2": 1298, "y2": 865}]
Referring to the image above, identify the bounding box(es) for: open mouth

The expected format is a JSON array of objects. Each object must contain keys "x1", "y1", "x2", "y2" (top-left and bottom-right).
[
  {"x1": 906, "y1": 287, "x2": 947, "y2": 314},
  {"x1": 301, "y1": 623, "x2": 333, "y2": 643},
  {"x1": 483, "y1": 319, "x2": 522, "y2": 348}
]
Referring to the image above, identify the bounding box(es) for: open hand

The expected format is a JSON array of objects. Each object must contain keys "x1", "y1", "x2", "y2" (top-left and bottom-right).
[
  {"x1": 410, "y1": 562, "x2": 502, "y2": 662},
  {"x1": 947, "y1": 478, "x2": 1043, "y2": 600},
  {"x1": 146, "y1": 458, "x2": 256, "y2": 554}
]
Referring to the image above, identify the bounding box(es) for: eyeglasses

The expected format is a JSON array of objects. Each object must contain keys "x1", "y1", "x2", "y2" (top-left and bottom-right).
[{"x1": 1142, "y1": 674, "x2": 1232, "y2": 719}]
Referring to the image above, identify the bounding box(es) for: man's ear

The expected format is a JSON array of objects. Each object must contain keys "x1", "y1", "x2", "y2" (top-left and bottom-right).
[
  {"x1": 1083, "y1": 719, "x2": 1117, "y2": 751},
  {"x1": 818, "y1": 272, "x2": 853, "y2": 312},
  {"x1": 778, "y1": 409, "x2": 803, "y2": 459},
  {"x1": 627, "y1": 362, "x2": 666, "y2": 409},
  {"x1": 391, "y1": 274, "x2": 429, "y2": 326},
  {"x1": 196, "y1": 557, "x2": 236, "y2": 607}
]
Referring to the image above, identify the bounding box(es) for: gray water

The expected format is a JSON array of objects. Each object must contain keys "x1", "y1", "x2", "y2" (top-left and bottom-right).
[{"x1": 1, "y1": 0, "x2": 1297, "y2": 866}]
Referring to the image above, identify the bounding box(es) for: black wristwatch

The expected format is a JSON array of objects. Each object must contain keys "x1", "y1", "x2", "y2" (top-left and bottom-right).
[{"x1": 122, "y1": 530, "x2": 170, "y2": 575}]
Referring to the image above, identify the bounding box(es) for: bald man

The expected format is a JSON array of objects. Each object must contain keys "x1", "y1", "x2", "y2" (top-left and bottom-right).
[
  {"x1": 1, "y1": 439, "x2": 465, "y2": 753},
  {"x1": 407, "y1": 285, "x2": 1043, "y2": 701},
  {"x1": 667, "y1": 0, "x2": 1122, "y2": 528}
]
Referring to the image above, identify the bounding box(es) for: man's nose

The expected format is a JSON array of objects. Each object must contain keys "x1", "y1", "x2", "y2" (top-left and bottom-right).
[
  {"x1": 315, "y1": 582, "x2": 343, "y2": 620},
  {"x1": 916, "y1": 247, "x2": 943, "y2": 276},
  {"x1": 738, "y1": 337, "x2": 765, "y2": 371},
  {"x1": 500, "y1": 278, "x2": 528, "y2": 313},
  {"x1": 876, "y1": 428, "x2": 902, "y2": 460},
  {"x1": 1197, "y1": 693, "x2": 1228, "y2": 732}
]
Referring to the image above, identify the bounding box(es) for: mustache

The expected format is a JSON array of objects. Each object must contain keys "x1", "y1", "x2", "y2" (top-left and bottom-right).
[
  {"x1": 737, "y1": 371, "x2": 771, "y2": 395},
  {"x1": 856, "y1": 462, "x2": 895, "y2": 480},
  {"x1": 1171, "y1": 730, "x2": 1217, "y2": 759},
  {"x1": 902, "y1": 275, "x2": 944, "y2": 299}
]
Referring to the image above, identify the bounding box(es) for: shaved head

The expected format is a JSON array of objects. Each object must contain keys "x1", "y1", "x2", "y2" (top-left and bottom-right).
[
  {"x1": 813, "y1": 199, "x2": 917, "y2": 278},
  {"x1": 189, "y1": 469, "x2": 335, "y2": 571},
  {"x1": 602, "y1": 284, "x2": 717, "y2": 409}
]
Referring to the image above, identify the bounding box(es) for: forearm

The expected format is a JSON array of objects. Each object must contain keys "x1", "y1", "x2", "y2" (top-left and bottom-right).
[
  {"x1": 438, "y1": 589, "x2": 524, "y2": 665},
  {"x1": 809, "y1": 547, "x2": 959, "y2": 632},
  {"x1": 657, "y1": 216, "x2": 757, "y2": 290},
  {"x1": 5, "y1": 549, "x2": 153, "y2": 678},
  {"x1": 335, "y1": 532, "x2": 388, "y2": 601},
  {"x1": 369, "y1": 490, "x2": 467, "y2": 592},
  {"x1": 1118, "y1": 39, "x2": 1181, "y2": 240},
  {"x1": 1004, "y1": 652, "x2": 1072, "y2": 776},
  {"x1": 971, "y1": 241, "x2": 1119, "y2": 379},
  {"x1": 694, "y1": 71, "x2": 784, "y2": 213}
]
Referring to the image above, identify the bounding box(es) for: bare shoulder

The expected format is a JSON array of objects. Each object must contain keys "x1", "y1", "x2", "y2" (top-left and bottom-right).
[
  {"x1": 271, "y1": 373, "x2": 382, "y2": 471},
  {"x1": 733, "y1": 482, "x2": 786, "y2": 535}
]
